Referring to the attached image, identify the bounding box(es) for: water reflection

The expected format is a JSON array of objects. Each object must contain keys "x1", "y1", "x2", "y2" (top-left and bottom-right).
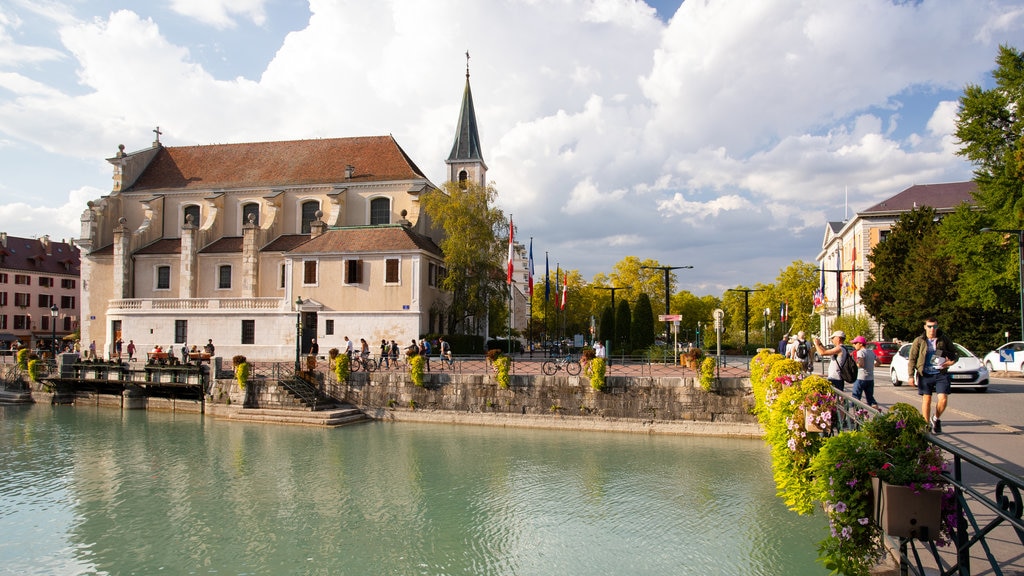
[{"x1": 0, "y1": 405, "x2": 827, "y2": 575}]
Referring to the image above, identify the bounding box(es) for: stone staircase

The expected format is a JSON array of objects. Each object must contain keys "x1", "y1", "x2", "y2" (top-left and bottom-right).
[{"x1": 225, "y1": 404, "x2": 370, "y2": 427}]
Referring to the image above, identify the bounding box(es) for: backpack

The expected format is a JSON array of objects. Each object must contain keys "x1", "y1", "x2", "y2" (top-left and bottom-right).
[
  {"x1": 796, "y1": 341, "x2": 808, "y2": 360},
  {"x1": 838, "y1": 349, "x2": 858, "y2": 383}
]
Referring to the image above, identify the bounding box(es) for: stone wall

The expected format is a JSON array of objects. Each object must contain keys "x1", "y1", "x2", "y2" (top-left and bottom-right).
[{"x1": 335, "y1": 372, "x2": 758, "y2": 436}]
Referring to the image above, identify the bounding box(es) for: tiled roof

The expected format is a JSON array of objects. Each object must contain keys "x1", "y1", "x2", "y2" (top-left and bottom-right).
[
  {"x1": 288, "y1": 226, "x2": 442, "y2": 256},
  {"x1": 126, "y1": 135, "x2": 428, "y2": 192},
  {"x1": 135, "y1": 238, "x2": 181, "y2": 255},
  {"x1": 0, "y1": 235, "x2": 80, "y2": 275},
  {"x1": 262, "y1": 234, "x2": 312, "y2": 252},
  {"x1": 862, "y1": 182, "x2": 977, "y2": 214},
  {"x1": 200, "y1": 237, "x2": 243, "y2": 254}
]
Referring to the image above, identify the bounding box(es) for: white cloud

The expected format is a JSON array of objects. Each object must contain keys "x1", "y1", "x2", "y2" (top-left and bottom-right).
[
  {"x1": 0, "y1": 0, "x2": 1022, "y2": 293},
  {"x1": 170, "y1": 0, "x2": 268, "y2": 29}
]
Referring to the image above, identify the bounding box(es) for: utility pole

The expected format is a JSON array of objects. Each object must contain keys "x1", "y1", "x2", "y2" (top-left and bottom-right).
[
  {"x1": 726, "y1": 288, "x2": 764, "y2": 353},
  {"x1": 640, "y1": 265, "x2": 693, "y2": 344}
]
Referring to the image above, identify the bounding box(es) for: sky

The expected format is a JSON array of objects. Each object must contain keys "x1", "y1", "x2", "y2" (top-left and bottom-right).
[{"x1": 1, "y1": 0, "x2": 1023, "y2": 297}]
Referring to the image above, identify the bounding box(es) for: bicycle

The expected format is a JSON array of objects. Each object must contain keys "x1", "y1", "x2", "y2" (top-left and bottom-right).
[
  {"x1": 350, "y1": 354, "x2": 378, "y2": 372},
  {"x1": 542, "y1": 355, "x2": 581, "y2": 375}
]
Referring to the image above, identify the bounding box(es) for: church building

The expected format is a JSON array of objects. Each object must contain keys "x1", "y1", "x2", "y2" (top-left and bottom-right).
[{"x1": 77, "y1": 67, "x2": 487, "y2": 361}]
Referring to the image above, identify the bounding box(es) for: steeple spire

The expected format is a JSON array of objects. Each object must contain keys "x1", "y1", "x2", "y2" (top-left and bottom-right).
[{"x1": 447, "y1": 52, "x2": 487, "y2": 187}]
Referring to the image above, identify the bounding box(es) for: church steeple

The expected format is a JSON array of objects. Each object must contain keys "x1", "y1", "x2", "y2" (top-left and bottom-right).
[{"x1": 446, "y1": 52, "x2": 487, "y2": 188}]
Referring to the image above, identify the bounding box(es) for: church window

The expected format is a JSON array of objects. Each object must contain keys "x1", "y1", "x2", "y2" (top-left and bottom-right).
[
  {"x1": 183, "y1": 205, "x2": 200, "y2": 227},
  {"x1": 303, "y1": 260, "x2": 318, "y2": 285},
  {"x1": 218, "y1": 265, "x2": 232, "y2": 289},
  {"x1": 156, "y1": 265, "x2": 171, "y2": 290},
  {"x1": 242, "y1": 203, "x2": 260, "y2": 227},
  {"x1": 370, "y1": 198, "x2": 391, "y2": 225},
  {"x1": 300, "y1": 201, "x2": 319, "y2": 234}
]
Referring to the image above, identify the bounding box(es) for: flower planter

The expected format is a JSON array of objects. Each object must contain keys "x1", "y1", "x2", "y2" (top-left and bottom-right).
[
  {"x1": 803, "y1": 406, "x2": 831, "y2": 433},
  {"x1": 871, "y1": 477, "x2": 943, "y2": 540}
]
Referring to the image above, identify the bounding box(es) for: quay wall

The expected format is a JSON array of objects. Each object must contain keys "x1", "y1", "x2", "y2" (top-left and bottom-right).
[{"x1": 19, "y1": 371, "x2": 760, "y2": 437}]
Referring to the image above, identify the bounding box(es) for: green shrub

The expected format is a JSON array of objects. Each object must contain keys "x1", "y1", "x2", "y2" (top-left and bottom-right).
[
  {"x1": 16, "y1": 348, "x2": 29, "y2": 370},
  {"x1": 234, "y1": 361, "x2": 250, "y2": 390},
  {"x1": 27, "y1": 358, "x2": 42, "y2": 382},
  {"x1": 410, "y1": 355, "x2": 425, "y2": 387},
  {"x1": 589, "y1": 357, "x2": 606, "y2": 391},
  {"x1": 698, "y1": 356, "x2": 716, "y2": 391},
  {"x1": 333, "y1": 354, "x2": 350, "y2": 382},
  {"x1": 493, "y1": 355, "x2": 511, "y2": 389}
]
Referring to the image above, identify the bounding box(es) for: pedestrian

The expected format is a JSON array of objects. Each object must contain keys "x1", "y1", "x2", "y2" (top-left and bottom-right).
[
  {"x1": 88, "y1": 340, "x2": 96, "y2": 360},
  {"x1": 594, "y1": 340, "x2": 606, "y2": 360},
  {"x1": 777, "y1": 334, "x2": 789, "y2": 355},
  {"x1": 181, "y1": 343, "x2": 189, "y2": 364},
  {"x1": 908, "y1": 317, "x2": 957, "y2": 434},
  {"x1": 439, "y1": 336, "x2": 453, "y2": 370},
  {"x1": 851, "y1": 336, "x2": 879, "y2": 409},
  {"x1": 344, "y1": 336, "x2": 354, "y2": 358},
  {"x1": 115, "y1": 337, "x2": 123, "y2": 359},
  {"x1": 812, "y1": 330, "x2": 850, "y2": 391},
  {"x1": 419, "y1": 339, "x2": 431, "y2": 372},
  {"x1": 793, "y1": 331, "x2": 813, "y2": 373},
  {"x1": 359, "y1": 338, "x2": 370, "y2": 363},
  {"x1": 389, "y1": 340, "x2": 399, "y2": 367},
  {"x1": 204, "y1": 339, "x2": 215, "y2": 355},
  {"x1": 126, "y1": 339, "x2": 136, "y2": 361},
  {"x1": 379, "y1": 339, "x2": 390, "y2": 369}
]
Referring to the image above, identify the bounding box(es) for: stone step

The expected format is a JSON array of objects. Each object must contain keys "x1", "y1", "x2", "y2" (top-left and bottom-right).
[{"x1": 226, "y1": 405, "x2": 369, "y2": 427}]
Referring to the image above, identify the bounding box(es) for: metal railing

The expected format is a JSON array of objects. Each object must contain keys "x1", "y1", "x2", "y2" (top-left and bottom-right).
[{"x1": 834, "y1": 391, "x2": 1024, "y2": 576}]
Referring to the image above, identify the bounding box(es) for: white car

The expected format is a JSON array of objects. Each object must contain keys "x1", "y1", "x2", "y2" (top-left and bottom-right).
[
  {"x1": 982, "y1": 341, "x2": 1024, "y2": 374},
  {"x1": 889, "y1": 343, "x2": 989, "y2": 393}
]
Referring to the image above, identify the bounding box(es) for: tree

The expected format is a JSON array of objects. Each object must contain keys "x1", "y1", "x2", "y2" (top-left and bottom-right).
[
  {"x1": 599, "y1": 305, "x2": 615, "y2": 345},
  {"x1": 631, "y1": 293, "x2": 655, "y2": 351},
  {"x1": 955, "y1": 44, "x2": 1024, "y2": 224},
  {"x1": 615, "y1": 299, "x2": 632, "y2": 352},
  {"x1": 420, "y1": 181, "x2": 506, "y2": 335}
]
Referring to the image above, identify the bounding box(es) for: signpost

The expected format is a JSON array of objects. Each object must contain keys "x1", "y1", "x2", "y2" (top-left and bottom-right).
[{"x1": 659, "y1": 315, "x2": 683, "y2": 363}]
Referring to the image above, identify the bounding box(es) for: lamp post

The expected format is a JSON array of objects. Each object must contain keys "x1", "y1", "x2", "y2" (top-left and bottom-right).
[
  {"x1": 981, "y1": 228, "x2": 1024, "y2": 340},
  {"x1": 640, "y1": 265, "x2": 693, "y2": 343},
  {"x1": 763, "y1": 307, "x2": 770, "y2": 349},
  {"x1": 726, "y1": 288, "x2": 764, "y2": 353},
  {"x1": 295, "y1": 296, "x2": 303, "y2": 372},
  {"x1": 594, "y1": 285, "x2": 626, "y2": 349},
  {"x1": 49, "y1": 304, "x2": 58, "y2": 358}
]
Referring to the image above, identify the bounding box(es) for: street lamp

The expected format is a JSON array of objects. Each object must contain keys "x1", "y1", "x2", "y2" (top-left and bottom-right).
[
  {"x1": 295, "y1": 296, "x2": 303, "y2": 372},
  {"x1": 594, "y1": 285, "x2": 626, "y2": 349},
  {"x1": 726, "y1": 288, "x2": 764, "y2": 353},
  {"x1": 49, "y1": 304, "x2": 58, "y2": 358},
  {"x1": 981, "y1": 228, "x2": 1024, "y2": 340},
  {"x1": 640, "y1": 265, "x2": 693, "y2": 343},
  {"x1": 763, "y1": 307, "x2": 770, "y2": 349}
]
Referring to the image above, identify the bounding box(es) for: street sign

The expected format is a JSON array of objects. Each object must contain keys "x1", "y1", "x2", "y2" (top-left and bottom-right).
[{"x1": 658, "y1": 314, "x2": 682, "y2": 321}]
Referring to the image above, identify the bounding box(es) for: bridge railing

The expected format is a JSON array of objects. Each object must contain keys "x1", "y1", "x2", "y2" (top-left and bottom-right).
[{"x1": 833, "y1": 390, "x2": 1024, "y2": 576}]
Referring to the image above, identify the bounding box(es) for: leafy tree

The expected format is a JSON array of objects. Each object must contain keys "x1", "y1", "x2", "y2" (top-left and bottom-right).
[
  {"x1": 420, "y1": 181, "x2": 506, "y2": 335},
  {"x1": 830, "y1": 314, "x2": 875, "y2": 342},
  {"x1": 860, "y1": 207, "x2": 943, "y2": 339},
  {"x1": 615, "y1": 299, "x2": 632, "y2": 352},
  {"x1": 955, "y1": 44, "x2": 1024, "y2": 224},
  {"x1": 599, "y1": 305, "x2": 615, "y2": 345},
  {"x1": 631, "y1": 293, "x2": 655, "y2": 351}
]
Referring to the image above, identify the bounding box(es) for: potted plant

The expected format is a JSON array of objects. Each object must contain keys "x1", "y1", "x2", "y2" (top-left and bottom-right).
[
  {"x1": 811, "y1": 403, "x2": 954, "y2": 576},
  {"x1": 588, "y1": 357, "x2": 606, "y2": 391},
  {"x1": 493, "y1": 355, "x2": 511, "y2": 389},
  {"x1": 233, "y1": 355, "x2": 249, "y2": 390}
]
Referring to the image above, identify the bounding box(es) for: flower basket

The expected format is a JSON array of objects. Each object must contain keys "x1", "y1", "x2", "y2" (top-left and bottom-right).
[{"x1": 871, "y1": 477, "x2": 944, "y2": 540}]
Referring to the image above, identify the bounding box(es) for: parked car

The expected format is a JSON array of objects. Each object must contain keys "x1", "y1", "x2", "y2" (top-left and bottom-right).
[
  {"x1": 889, "y1": 343, "x2": 989, "y2": 392},
  {"x1": 981, "y1": 341, "x2": 1024, "y2": 374},
  {"x1": 865, "y1": 341, "x2": 900, "y2": 366}
]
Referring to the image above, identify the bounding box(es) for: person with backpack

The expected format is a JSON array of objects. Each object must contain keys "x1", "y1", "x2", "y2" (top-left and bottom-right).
[
  {"x1": 439, "y1": 337, "x2": 454, "y2": 370},
  {"x1": 813, "y1": 330, "x2": 856, "y2": 391},
  {"x1": 794, "y1": 330, "x2": 813, "y2": 372}
]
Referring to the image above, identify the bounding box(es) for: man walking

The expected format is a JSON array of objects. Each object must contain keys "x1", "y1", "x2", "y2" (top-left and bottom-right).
[{"x1": 908, "y1": 317, "x2": 957, "y2": 433}]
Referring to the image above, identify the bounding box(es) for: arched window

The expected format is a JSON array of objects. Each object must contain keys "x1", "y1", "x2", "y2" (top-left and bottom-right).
[
  {"x1": 183, "y1": 205, "x2": 200, "y2": 227},
  {"x1": 458, "y1": 170, "x2": 468, "y2": 189},
  {"x1": 300, "y1": 200, "x2": 319, "y2": 234},
  {"x1": 242, "y1": 203, "x2": 260, "y2": 227},
  {"x1": 370, "y1": 197, "x2": 391, "y2": 225}
]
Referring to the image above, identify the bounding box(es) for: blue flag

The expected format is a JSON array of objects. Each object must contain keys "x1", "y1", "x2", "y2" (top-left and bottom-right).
[{"x1": 545, "y1": 252, "x2": 550, "y2": 302}]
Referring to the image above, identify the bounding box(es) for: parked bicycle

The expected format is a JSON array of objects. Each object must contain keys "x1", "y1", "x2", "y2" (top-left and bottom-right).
[
  {"x1": 350, "y1": 354, "x2": 378, "y2": 372},
  {"x1": 542, "y1": 354, "x2": 581, "y2": 375}
]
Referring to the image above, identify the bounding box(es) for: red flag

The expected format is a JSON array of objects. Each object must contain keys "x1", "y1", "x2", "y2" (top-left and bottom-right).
[
  {"x1": 506, "y1": 218, "x2": 514, "y2": 285},
  {"x1": 559, "y1": 272, "x2": 568, "y2": 310},
  {"x1": 527, "y1": 238, "x2": 534, "y2": 298}
]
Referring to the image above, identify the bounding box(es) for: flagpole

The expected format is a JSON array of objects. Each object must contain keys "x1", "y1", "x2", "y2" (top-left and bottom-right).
[
  {"x1": 508, "y1": 216, "x2": 513, "y2": 355},
  {"x1": 544, "y1": 252, "x2": 550, "y2": 355},
  {"x1": 528, "y1": 237, "x2": 534, "y2": 357}
]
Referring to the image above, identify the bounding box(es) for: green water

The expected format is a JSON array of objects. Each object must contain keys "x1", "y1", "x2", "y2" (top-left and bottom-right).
[{"x1": 0, "y1": 405, "x2": 828, "y2": 575}]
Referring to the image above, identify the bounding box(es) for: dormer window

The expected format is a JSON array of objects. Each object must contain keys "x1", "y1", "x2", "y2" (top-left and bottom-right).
[
  {"x1": 242, "y1": 202, "x2": 260, "y2": 227},
  {"x1": 301, "y1": 200, "x2": 319, "y2": 234},
  {"x1": 370, "y1": 198, "x2": 390, "y2": 225},
  {"x1": 183, "y1": 205, "x2": 200, "y2": 227}
]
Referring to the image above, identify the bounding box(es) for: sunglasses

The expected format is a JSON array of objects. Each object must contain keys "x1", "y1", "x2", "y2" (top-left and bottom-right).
[{"x1": 925, "y1": 324, "x2": 938, "y2": 329}]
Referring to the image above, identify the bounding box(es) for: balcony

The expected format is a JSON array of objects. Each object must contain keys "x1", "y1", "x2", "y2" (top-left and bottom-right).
[{"x1": 108, "y1": 298, "x2": 289, "y2": 312}]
